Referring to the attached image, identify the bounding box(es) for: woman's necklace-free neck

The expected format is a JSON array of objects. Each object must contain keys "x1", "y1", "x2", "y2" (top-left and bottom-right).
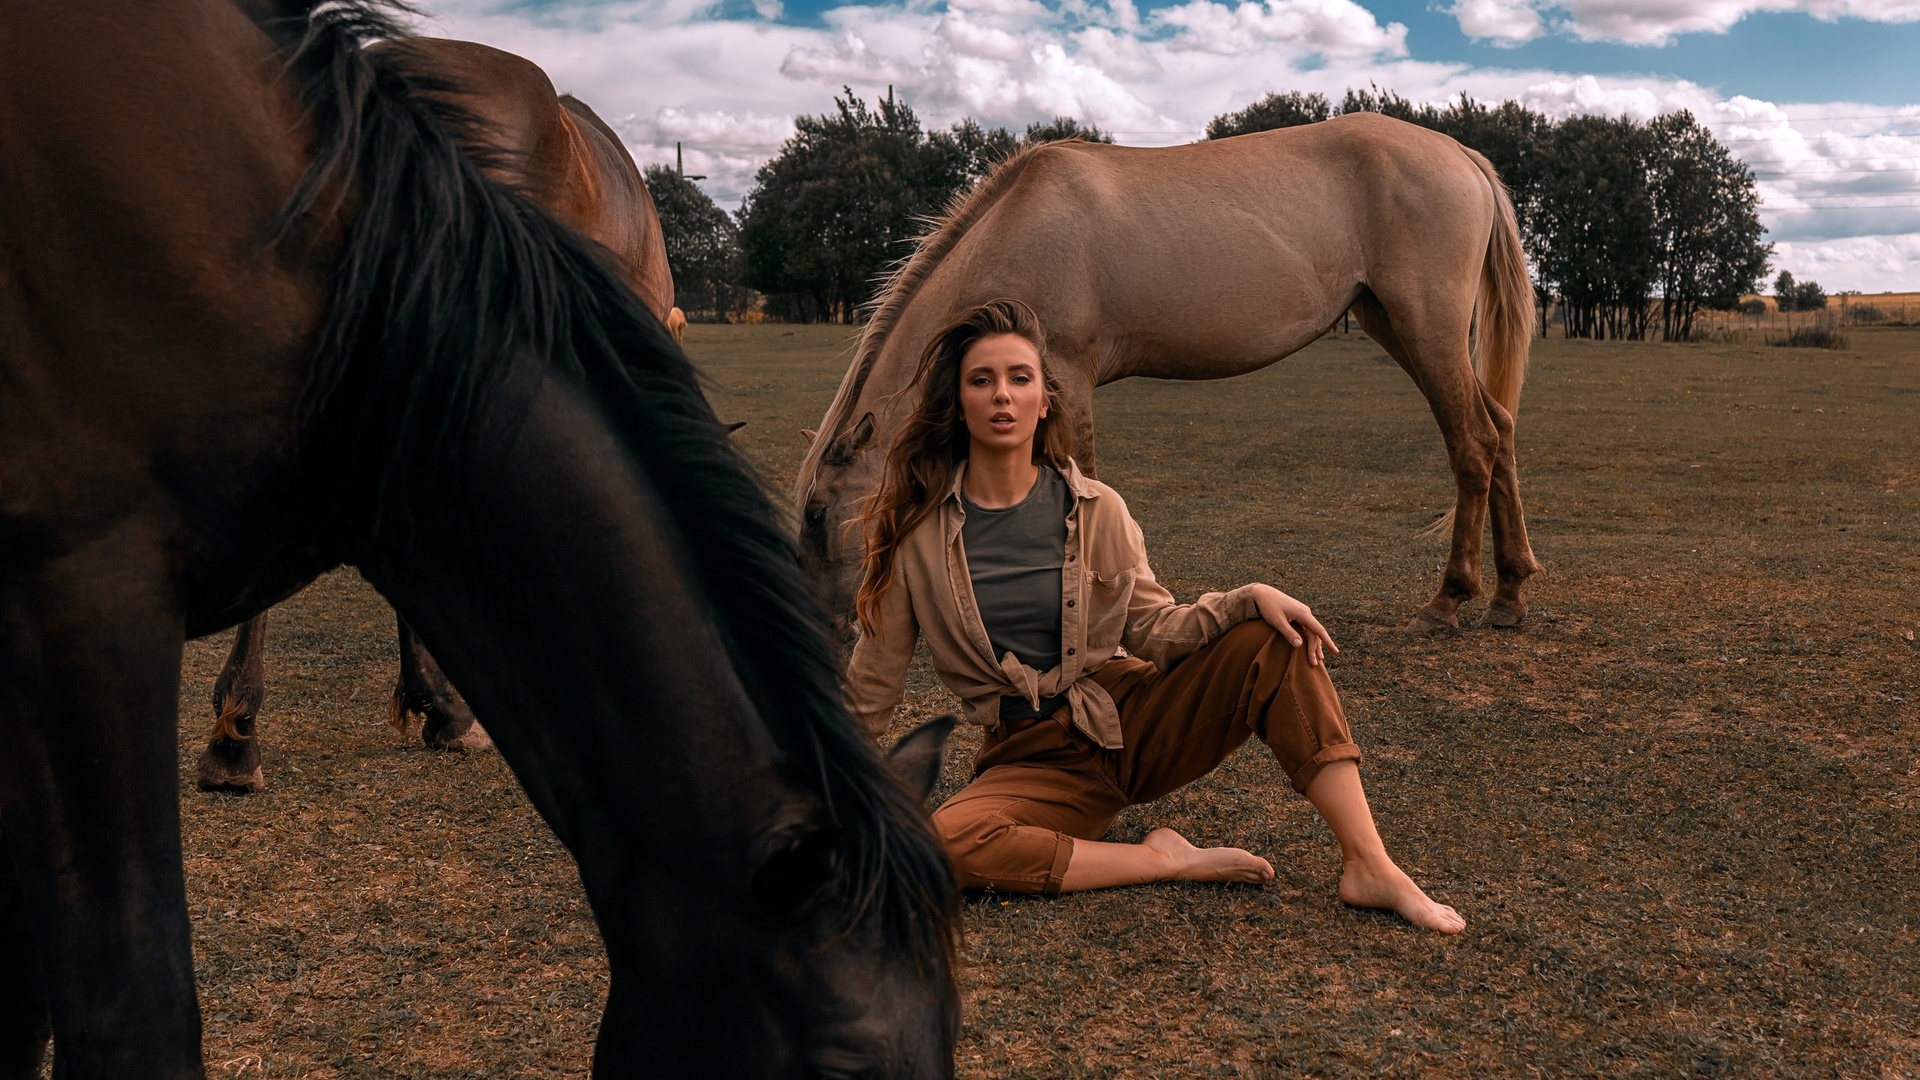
[{"x1": 963, "y1": 443, "x2": 1041, "y2": 510}]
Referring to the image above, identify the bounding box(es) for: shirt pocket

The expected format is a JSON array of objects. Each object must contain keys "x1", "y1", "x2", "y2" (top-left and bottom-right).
[{"x1": 1084, "y1": 567, "x2": 1137, "y2": 648}]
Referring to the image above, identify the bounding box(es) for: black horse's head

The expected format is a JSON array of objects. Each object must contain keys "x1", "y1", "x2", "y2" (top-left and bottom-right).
[{"x1": 588, "y1": 720, "x2": 960, "y2": 1077}]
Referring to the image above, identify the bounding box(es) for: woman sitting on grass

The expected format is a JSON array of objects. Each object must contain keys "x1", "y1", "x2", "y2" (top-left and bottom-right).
[{"x1": 845, "y1": 298, "x2": 1463, "y2": 932}]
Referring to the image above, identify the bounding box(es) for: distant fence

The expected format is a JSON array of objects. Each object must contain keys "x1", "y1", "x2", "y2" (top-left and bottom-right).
[{"x1": 1683, "y1": 296, "x2": 1913, "y2": 347}]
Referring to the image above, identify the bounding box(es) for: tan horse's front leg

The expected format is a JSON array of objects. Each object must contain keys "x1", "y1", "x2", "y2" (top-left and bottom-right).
[
  {"x1": 1355, "y1": 297, "x2": 1495, "y2": 635},
  {"x1": 1053, "y1": 357, "x2": 1099, "y2": 475},
  {"x1": 1480, "y1": 387, "x2": 1541, "y2": 628}
]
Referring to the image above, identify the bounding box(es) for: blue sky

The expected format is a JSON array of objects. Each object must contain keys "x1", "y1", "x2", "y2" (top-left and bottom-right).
[{"x1": 439, "y1": 0, "x2": 1920, "y2": 288}]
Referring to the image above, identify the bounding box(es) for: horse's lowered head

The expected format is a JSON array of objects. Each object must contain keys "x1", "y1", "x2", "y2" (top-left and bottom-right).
[
  {"x1": 752, "y1": 717, "x2": 960, "y2": 1075},
  {"x1": 589, "y1": 716, "x2": 961, "y2": 1075},
  {"x1": 798, "y1": 409, "x2": 882, "y2": 643}
]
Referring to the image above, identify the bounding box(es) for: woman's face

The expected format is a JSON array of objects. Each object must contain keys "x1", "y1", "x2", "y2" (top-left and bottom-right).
[{"x1": 958, "y1": 333, "x2": 1048, "y2": 457}]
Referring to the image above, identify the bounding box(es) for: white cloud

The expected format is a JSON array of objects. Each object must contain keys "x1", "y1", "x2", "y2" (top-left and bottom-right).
[
  {"x1": 1773, "y1": 234, "x2": 1920, "y2": 294},
  {"x1": 1446, "y1": 0, "x2": 1920, "y2": 47},
  {"x1": 1151, "y1": 0, "x2": 1409, "y2": 57},
  {"x1": 428, "y1": 0, "x2": 1920, "y2": 290},
  {"x1": 1444, "y1": 0, "x2": 1543, "y2": 43}
]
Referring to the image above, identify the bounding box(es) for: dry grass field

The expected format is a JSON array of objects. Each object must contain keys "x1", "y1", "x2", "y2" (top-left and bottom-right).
[{"x1": 178, "y1": 323, "x2": 1918, "y2": 1077}]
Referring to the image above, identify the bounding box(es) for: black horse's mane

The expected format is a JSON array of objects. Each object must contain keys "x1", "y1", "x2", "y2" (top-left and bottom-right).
[{"x1": 262, "y1": 0, "x2": 955, "y2": 965}]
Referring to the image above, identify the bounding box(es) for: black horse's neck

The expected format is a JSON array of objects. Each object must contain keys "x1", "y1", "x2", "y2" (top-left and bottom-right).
[{"x1": 272, "y1": 1, "x2": 956, "y2": 1066}]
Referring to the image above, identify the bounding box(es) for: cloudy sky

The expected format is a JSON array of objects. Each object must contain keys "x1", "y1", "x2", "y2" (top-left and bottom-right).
[{"x1": 429, "y1": 0, "x2": 1920, "y2": 291}]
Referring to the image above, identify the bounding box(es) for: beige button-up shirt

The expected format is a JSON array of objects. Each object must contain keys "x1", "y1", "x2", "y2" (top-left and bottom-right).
[{"x1": 844, "y1": 459, "x2": 1262, "y2": 748}]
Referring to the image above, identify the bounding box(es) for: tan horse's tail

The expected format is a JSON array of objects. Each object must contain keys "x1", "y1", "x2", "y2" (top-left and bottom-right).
[
  {"x1": 1418, "y1": 149, "x2": 1533, "y2": 542},
  {"x1": 1467, "y1": 147, "x2": 1533, "y2": 419}
]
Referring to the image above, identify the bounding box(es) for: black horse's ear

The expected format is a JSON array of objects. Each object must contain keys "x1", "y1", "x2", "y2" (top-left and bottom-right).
[
  {"x1": 887, "y1": 715, "x2": 957, "y2": 802},
  {"x1": 752, "y1": 820, "x2": 843, "y2": 919}
]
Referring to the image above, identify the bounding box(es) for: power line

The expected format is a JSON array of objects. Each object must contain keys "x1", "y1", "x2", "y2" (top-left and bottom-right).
[
  {"x1": 1759, "y1": 204, "x2": 1920, "y2": 210},
  {"x1": 1721, "y1": 133, "x2": 1920, "y2": 145}
]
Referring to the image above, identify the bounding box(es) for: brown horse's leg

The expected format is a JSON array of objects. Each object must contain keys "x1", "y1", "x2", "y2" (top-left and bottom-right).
[
  {"x1": 196, "y1": 611, "x2": 268, "y2": 793},
  {"x1": 1355, "y1": 295, "x2": 1498, "y2": 635},
  {"x1": 0, "y1": 847, "x2": 50, "y2": 1080},
  {"x1": 1480, "y1": 386, "x2": 1541, "y2": 628},
  {"x1": 392, "y1": 614, "x2": 489, "y2": 751}
]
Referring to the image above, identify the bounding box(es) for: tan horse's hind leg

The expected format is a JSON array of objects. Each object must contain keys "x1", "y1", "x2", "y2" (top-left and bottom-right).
[
  {"x1": 1480, "y1": 385, "x2": 1541, "y2": 627},
  {"x1": 1353, "y1": 293, "x2": 1499, "y2": 634}
]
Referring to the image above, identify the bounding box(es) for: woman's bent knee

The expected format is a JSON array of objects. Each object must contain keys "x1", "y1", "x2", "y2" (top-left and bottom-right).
[{"x1": 932, "y1": 804, "x2": 1075, "y2": 895}]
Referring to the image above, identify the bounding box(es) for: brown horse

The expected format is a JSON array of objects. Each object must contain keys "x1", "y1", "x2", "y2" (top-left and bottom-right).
[
  {"x1": 796, "y1": 117, "x2": 1540, "y2": 638},
  {"x1": 196, "y1": 38, "x2": 688, "y2": 791},
  {"x1": 0, "y1": 1, "x2": 957, "y2": 1072}
]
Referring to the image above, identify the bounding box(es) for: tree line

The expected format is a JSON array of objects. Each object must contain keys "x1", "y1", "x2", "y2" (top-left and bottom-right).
[{"x1": 644, "y1": 85, "x2": 1774, "y2": 341}]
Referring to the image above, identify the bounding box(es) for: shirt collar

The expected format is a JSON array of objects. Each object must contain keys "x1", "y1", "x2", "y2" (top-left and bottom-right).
[{"x1": 946, "y1": 457, "x2": 1100, "y2": 504}]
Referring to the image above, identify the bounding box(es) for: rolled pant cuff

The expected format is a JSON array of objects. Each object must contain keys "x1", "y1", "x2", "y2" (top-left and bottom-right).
[
  {"x1": 1290, "y1": 742, "x2": 1364, "y2": 796},
  {"x1": 1041, "y1": 834, "x2": 1076, "y2": 896}
]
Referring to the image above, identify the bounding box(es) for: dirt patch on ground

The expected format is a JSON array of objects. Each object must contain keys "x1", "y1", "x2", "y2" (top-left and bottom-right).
[{"x1": 180, "y1": 325, "x2": 1919, "y2": 1077}]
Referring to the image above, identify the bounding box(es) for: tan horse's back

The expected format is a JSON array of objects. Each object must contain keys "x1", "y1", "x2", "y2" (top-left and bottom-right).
[
  {"x1": 373, "y1": 39, "x2": 680, "y2": 332},
  {"x1": 906, "y1": 115, "x2": 1504, "y2": 384},
  {"x1": 801, "y1": 112, "x2": 1538, "y2": 637}
]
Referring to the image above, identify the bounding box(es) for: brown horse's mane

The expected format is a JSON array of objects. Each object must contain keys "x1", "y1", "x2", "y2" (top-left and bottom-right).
[{"x1": 798, "y1": 142, "x2": 1050, "y2": 485}]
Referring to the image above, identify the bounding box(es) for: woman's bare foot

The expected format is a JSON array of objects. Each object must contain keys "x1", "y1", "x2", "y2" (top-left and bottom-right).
[
  {"x1": 1338, "y1": 853, "x2": 1465, "y2": 933},
  {"x1": 1143, "y1": 828, "x2": 1274, "y2": 884}
]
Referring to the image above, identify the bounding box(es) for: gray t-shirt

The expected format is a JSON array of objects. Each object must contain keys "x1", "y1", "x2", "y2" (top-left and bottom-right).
[{"x1": 960, "y1": 465, "x2": 1071, "y2": 673}]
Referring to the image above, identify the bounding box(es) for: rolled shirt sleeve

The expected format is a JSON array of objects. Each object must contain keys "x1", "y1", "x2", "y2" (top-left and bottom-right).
[{"x1": 1115, "y1": 515, "x2": 1262, "y2": 671}]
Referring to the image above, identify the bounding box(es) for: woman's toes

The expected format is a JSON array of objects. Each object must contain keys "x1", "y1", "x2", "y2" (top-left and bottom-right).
[
  {"x1": 1339, "y1": 859, "x2": 1464, "y2": 933},
  {"x1": 1189, "y1": 846, "x2": 1272, "y2": 883},
  {"x1": 1408, "y1": 900, "x2": 1467, "y2": 934},
  {"x1": 1143, "y1": 829, "x2": 1271, "y2": 883}
]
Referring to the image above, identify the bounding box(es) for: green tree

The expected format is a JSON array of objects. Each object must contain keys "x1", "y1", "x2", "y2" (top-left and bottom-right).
[
  {"x1": 1534, "y1": 115, "x2": 1659, "y2": 340},
  {"x1": 641, "y1": 165, "x2": 746, "y2": 321},
  {"x1": 1774, "y1": 270, "x2": 1797, "y2": 310},
  {"x1": 936, "y1": 118, "x2": 1019, "y2": 185},
  {"x1": 1336, "y1": 84, "x2": 1426, "y2": 123},
  {"x1": 1645, "y1": 112, "x2": 1772, "y2": 340},
  {"x1": 1022, "y1": 117, "x2": 1115, "y2": 145},
  {"x1": 739, "y1": 88, "x2": 968, "y2": 322},
  {"x1": 1794, "y1": 277, "x2": 1827, "y2": 313},
  {"x1": 1774, "y1": 270, "x2": 1826, "y2": 312},
  {"x1": 1205, "y1": 91, "x2": 1334, "y2": 139}
]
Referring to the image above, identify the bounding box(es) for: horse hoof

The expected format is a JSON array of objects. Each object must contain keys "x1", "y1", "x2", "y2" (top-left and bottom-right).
[
  {"x1": 1402, "y1": 612, "x2": 1459, "y2": 637},
  {"x1": 196, "y1": 762, "x2": 264, "y2": 794},
  {"x1": 426, "y1": 722, "x2": 492, "y2": 753},
  {"x1": 1485, "y1": 601, "x2": 1527, "y2": 628},
  {"x1": 196, "y1": 740, "x2": 263, "y2": 793}
]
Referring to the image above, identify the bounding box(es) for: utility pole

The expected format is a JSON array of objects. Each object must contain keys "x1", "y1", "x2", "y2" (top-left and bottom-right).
[{"x1": 676, "y1": 141, "x2": 706, "y2": 182}]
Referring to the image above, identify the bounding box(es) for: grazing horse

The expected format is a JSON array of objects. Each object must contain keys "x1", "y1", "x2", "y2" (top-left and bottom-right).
[
  {"x1": 0, "y1": 1, "x2": 958, "y2": 1073},
  {"x1": 197, "y1": 38, "x2": 689, "y2": 791},
  {"x1": 796, "y1": 118, "x2": 1541, "y2": 638}
]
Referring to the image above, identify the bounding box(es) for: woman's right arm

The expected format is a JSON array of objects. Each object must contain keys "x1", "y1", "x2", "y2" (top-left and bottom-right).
[{"x1": 842, "y1": 564, "x2": 919, "y2": 741}]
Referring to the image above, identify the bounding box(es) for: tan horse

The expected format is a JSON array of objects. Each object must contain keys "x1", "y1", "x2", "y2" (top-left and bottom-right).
[
  {"x1": 796, "y1": 112, "x2": 1540, "y2": 637},
  {"x1": 197, "y1": 38, "x2": 688, "y2": 791}
]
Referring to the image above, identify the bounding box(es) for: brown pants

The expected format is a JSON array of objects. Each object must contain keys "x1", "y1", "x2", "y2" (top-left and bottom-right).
[{"x1": 931, "y1": 620, "x2": 1362, "y2": 894}]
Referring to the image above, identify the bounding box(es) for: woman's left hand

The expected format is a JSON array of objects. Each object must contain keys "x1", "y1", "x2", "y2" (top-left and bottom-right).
[{"x1": 1251, "y1": 584, "x2": 1339, "y2": 667}]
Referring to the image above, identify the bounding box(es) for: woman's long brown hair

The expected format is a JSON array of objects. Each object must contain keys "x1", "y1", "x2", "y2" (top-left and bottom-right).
[{"x1": 855, "y1": 298, "x2": 1074, "y2": 636}]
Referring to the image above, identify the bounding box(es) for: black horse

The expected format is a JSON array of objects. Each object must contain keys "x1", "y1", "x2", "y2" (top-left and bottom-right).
[{"x1": 0, "y1": 1, "x2": 958, "y2": 1074}]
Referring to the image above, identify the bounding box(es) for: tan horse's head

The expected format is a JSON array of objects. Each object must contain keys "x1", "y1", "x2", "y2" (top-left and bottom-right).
[{"x1": 797, "y1": 407, "x2": 882, "y2": 645}]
